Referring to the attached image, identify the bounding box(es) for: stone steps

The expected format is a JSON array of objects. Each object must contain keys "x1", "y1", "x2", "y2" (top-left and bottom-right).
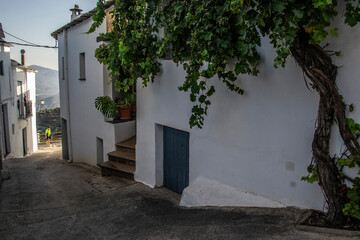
[
  {"x1": 98, "y1": 136, "x2": 136, "y2": 180},
  {"x1": 116, "y1": 136, "x2": 136, "y2": 153},
  {"x1": 108, "y1": 151, "x2": 135, "y2": 165},
  {"x1": 97, "y1": 161, "x2": 135, "y2": 180}
]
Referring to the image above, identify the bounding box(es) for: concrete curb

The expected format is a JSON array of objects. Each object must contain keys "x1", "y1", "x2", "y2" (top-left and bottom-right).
[{"x1": 296, "y1": 225, "x2": 360, "y2": 237}]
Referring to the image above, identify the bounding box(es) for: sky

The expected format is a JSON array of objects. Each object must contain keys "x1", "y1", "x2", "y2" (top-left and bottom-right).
[{"x1": 0, "y1": 0, "x2": 99, "y2": 71}]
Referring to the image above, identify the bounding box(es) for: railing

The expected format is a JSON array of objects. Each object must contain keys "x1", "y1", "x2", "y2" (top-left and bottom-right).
[{"x1": 18, "y1": 100, "x2": 32, "y2": 119}]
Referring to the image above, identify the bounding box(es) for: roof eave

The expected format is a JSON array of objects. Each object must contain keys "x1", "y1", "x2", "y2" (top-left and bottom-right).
[{"x1": 11, "y1": 60, "x2": 37, "y2": 72}]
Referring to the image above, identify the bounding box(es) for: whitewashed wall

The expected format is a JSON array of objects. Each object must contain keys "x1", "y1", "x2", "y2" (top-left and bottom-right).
[
  {"x1": 6, "y1": 67, "x2": 38, "y2": 158},
  {"x1": 9, "y1": 68, "x2": 26, "y2": 158},
  {"x1": 136, "y1": 12, "x2": 360, "y2": 209},
  {"x1": 57, "y1": 17, "x2": 135, "y2": 165},
  {"x1": 1, "y1": 45, "x2": 37, "y2": 158},
  {"x1": 0, "y1": 44, "x2": 12, "y2": 159},
  {"x1": 0, "y1": 45, "x2": 12, "y2": 103},
  {"x1": 27, "y1": 71, "x2": 38, "y2": 154}
]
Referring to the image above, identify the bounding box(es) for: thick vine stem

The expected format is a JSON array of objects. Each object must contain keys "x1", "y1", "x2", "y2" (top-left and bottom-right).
[
  {"x1": 289, "y1": 30, "x2": 359, "y2": 225},
  {"x1": 313, "y1": 96, "x2": 345, "y2": 225}
]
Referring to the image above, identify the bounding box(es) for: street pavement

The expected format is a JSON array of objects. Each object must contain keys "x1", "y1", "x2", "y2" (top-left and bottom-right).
[{"x1": 0, "y1": 147, "x2": 358, "y2": 240}]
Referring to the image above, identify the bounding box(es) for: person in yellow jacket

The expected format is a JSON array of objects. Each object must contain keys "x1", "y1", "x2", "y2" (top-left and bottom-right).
[{"x1": 45, "y1": 126, "x2": 51, "y2": 145}]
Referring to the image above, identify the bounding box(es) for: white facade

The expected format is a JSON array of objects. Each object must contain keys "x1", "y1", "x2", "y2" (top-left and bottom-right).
[
  {"x1": 135, "y1": 15, "x2": 360, "y2": 209},
  {"x1": 55, "y1": 13, "x2": 135, "y2": 164},
  {"x1": 0, "y1": 42, "x2": 38, "y2": 159},
  {"x1": 53, "y1": 4, "x2": 360, "y2": 211},
  {"x1": 136, "y1": 57, "x2": 326, "y2": 209}
]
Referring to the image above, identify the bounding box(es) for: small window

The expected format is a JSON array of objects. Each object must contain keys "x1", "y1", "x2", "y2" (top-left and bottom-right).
[
  {"x1": 61, "y1": 57, "x2": 65, "y2": 80},
  {"x1": 79, "y1": 52, "x2": 86, "y2": 80},
  {"x1": 0, "y1": 61, "x2": 4, "y2": 76}
]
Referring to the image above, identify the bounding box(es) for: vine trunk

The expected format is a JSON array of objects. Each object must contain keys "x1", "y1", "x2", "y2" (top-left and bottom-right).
[{"x1": 290, "y1": 31, "x2": 360, "y2": 225}]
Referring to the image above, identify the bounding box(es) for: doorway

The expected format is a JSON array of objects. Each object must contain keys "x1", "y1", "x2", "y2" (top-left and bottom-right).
[
  {"x1": 61, "y1": 118, "x2": 69, "y2": 160},
  {"x1": 22, "y1": 127, "x2": 27, "y2": 156},
  {"x1": 96, "y1": 137, "x2": 104, "y2": 163},
  {"x1": 1, "y1": 104, "x2": 10, "y2": 156},
  {"x1": 163, "y1": 126, "x2": 189, "y2": 194}
]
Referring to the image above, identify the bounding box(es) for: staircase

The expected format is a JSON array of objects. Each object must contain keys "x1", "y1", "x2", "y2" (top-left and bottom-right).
[{"x1": 98, "y1": 136, "x2": 136, "y2": 179}]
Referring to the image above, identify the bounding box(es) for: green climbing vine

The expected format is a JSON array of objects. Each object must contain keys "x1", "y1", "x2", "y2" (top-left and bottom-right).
[{"x1": 89, "y1": 0, "x2": 360, "y2": 224}]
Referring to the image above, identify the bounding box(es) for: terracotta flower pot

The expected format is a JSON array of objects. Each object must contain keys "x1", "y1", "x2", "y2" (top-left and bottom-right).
[{"x1": 118, "y1": 105, "x2": 131, "y2": 120}]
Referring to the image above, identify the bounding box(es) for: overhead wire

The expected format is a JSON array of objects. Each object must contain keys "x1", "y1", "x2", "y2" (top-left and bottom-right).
[
  {"x1": 1, "y1": 30, "x2": 58, "y2": 49},
  {"x1": 0, "y1": 40, "x2": 58, "y2": 49},
  {"x1": 3, "y1": 30, "x2": 40, "y2": 46}
]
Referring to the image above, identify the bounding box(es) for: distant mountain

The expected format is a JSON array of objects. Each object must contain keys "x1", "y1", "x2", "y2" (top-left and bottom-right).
[{"x1": 30, "y1": 65, "x2": 60, "y2": 110}]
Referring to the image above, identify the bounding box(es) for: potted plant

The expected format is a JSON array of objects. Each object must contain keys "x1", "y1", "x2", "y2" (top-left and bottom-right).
[
  {"x1": 118, "y1": 95, "x2": 132, "y2": 120},
  {"x1": 95, "y1": 96, "x2": 118, "y2": 118}
]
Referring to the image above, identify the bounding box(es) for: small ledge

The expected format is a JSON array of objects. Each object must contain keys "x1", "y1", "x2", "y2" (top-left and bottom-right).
[
  {"x1": 96, "y1": 36, "x2": 111, "y2": 42},
  {"x1": 106, "y1": 118, "x2": 136, "y2": 124}
]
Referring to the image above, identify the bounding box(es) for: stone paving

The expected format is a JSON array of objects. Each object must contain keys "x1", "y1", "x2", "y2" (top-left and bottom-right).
[{"x1": 0, "y1": 147, "x2": 359, "y2": 240}]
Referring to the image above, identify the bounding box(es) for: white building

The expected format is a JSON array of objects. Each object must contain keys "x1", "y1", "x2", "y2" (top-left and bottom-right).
[
  {"x1": 0, "y1": 25, "x2": 38, "y2": 160},
  {"x1": 51, "y1": 3, "x2": 135, "y2": 168},
  {"x1": 52, "y1": 2, "x2": 360, "y2": 211}
]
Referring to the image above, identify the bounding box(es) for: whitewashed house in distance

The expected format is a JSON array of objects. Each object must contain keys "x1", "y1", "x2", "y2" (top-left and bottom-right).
[
  {"x1": 52, "y1": 2, "x2": 360, "y2": 210},
  {"x1": 0, "y1": 24, "x2": 38, "y2": 159}
]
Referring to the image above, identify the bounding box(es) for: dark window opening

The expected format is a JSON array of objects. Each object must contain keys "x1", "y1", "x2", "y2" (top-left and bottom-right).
[
  {"x1": 62, "y1": 57, "x2": 65, "y2": 80},
  {"x1": 0, "y1": 61, "x2": 4, "y2": 76},
  {"x1": 79, "y1": 52, "x2": 85, "y2": 80}
]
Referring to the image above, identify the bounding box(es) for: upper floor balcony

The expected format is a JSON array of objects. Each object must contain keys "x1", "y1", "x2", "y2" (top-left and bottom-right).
[{"x1": 18, "y1": 100, "x2": 32, "y2": 119}]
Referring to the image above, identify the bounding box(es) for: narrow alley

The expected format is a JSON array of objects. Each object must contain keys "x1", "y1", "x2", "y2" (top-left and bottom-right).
[{"x1": 0, "y1": 148, "x2": 358, "y2": 240}]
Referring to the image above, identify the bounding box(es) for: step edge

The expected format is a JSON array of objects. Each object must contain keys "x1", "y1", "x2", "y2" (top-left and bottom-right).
[
  {"x1": 98, "y1": 161, "x2": 135, "y2": 174},
  {"x1": 107, "y1": 151, "x2": 135, "y2": 161},
  {"x1": 115, "y1": 143, "x2": 136, "y2": 149}
]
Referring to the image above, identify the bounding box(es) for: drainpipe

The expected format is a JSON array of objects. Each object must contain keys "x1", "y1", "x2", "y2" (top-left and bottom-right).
[{"x1": 64, "y1": 29, "x2": 73, "y2": 162}]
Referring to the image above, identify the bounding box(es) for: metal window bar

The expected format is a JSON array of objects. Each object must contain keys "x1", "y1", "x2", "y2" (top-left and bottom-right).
[{"x1": 18, "y1": 100, "x2": 32, "y2": 119}]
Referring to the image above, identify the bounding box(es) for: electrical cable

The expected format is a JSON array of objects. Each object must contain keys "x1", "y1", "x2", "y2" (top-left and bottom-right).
[
  {"x1": 0, "y1": 40, "x2": 57, "y2": 49},
  {"x1": 1, "y1": 30, "x2": 57, "y2": 49},
  {"x1": 3, "y1": 30, "x2": 40, "y2": 46}
]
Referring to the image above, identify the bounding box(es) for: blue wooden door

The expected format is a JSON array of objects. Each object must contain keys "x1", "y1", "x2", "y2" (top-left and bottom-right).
[{"x1": 163, "y1": 126, "x2": 189, "y2": 194}]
